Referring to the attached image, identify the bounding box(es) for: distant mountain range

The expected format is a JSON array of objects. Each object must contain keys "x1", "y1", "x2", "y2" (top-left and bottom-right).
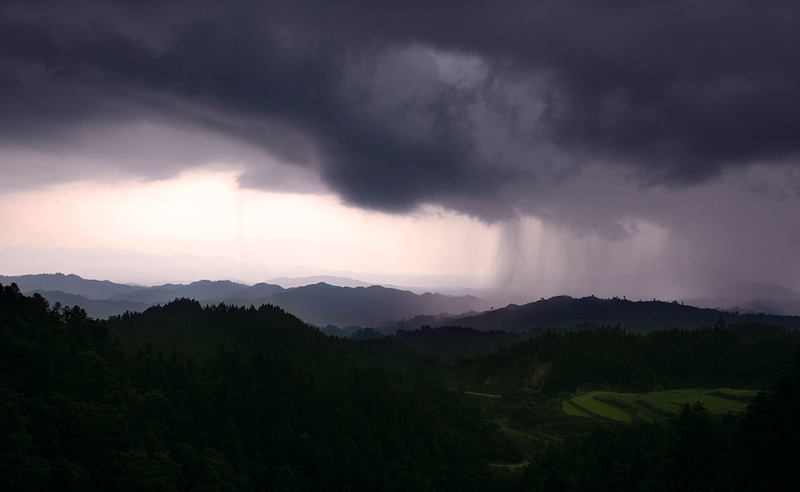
[
  {"x1": 3, "y1": 274, "x2": 800, "y2": 334},
  {"x1": 0, "y1": 273, "x2": 491, "y2": 326}
]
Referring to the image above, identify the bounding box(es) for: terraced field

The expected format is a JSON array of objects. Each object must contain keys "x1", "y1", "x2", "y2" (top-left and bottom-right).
[
  {"x1": 563, "y1": 388, "x2": 758, "y2": 422},
  {"x1": 561, "y1": 400, "x2": 592, "y2": 418}
]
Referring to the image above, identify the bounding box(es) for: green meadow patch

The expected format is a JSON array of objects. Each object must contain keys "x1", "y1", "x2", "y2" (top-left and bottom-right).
[
  {"x1": 570, "y1": 392, "x2": 633, "y2": 422},
  {"x1": 562, "y1": 400, "x2": 593, "y2": 418},
  {"x1": 563, "y1": 388, "x2": 758, "y2": 422}
]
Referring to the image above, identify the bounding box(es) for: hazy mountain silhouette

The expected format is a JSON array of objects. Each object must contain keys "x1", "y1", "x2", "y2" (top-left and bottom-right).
[
  {"x1": 0, "y1": 273, "x2": 141, "y2": 299},
  {"x1": 258, "y1": 282, "x2": 490, "y2": 327},
  {"x1": 267, "y1": 275, "x2": 372, "y2": 288},
  {"x1": 6, "y1": 274, "x2": 489, "y2": 326},
  {"x1": 702, "y1": 281, "x2": 800, "y2": 301},
  {"x1": 110, "y1": 279, "x2": 262, "y2": 304},
  {"x1": 432, "y1": 295, "x2": 800, "y2": 333},
  {"x1": 684, "y1": 281, "x2": 800, "y2": 316},
  {"x1": 234, "y1": 282, "x2": 286, "y2": 299}
]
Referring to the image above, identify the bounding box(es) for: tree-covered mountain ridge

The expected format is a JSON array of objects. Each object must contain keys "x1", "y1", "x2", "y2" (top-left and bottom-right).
[{"x1": 432, "y1": 294, "x2": 800, "y2": 333}]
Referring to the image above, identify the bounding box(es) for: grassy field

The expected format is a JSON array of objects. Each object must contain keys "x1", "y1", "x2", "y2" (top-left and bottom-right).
[
  {"x1": 561, "y1": 400, "x2": 593, "y2": 418},
  {"x1": 570, "y1": 392, "x2": 634, "y2": 422},
  {"x1": 563, "y1": 388, "x2": 759, "y2": 422}
]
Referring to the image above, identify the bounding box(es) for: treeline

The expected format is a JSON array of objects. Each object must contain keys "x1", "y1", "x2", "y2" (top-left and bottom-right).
[
  {"x1": 395, "y1": 325, "x2": 529, "y2": 362},
  {"x1": 449, "y1": 322, "x2": 798, "y2": 395},
  {"x1": 0, "y1": 284, "x2": 505, "y2": 491}
]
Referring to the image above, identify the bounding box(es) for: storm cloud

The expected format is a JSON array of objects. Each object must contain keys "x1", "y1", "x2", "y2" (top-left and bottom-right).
[{"x1": 1, "y1": 0, "x2": 799, "y2": 237}]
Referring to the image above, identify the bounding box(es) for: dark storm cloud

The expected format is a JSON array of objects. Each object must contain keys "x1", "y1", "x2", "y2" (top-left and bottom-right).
[{"x1": 1, "y1": 0, "x2": 798, "y2": 225}]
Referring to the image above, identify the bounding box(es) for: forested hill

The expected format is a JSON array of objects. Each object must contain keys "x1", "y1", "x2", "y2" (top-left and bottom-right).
[
  {"x1": 446, "y1": 324, "x2": 798, "y2": 396},
  {"x1": 0, "y1": 284, "x2": 507, "y2": 490},
  {"x1": 106, "y1": 297, "x2": 423, "y2": 371},
  {"x1": 438, "y1": 295, "x2": 800, "y2": 333}
]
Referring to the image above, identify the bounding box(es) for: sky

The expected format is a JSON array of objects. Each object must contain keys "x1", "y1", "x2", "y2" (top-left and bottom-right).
[{"x1": 1, "y1": 0, "x2": 799, "y2": 300}]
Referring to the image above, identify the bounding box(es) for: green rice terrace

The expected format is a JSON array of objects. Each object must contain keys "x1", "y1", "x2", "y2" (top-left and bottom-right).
[{"x1": 562, "y1": 388, "x2": 758, "y2": 422}]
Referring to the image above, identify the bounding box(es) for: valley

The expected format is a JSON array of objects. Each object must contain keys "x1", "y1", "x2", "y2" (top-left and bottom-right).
[
  {"x1": 4, "y1": 3, "x2": 798, "y2": 490},
  {"x1": 2, "y1": 277, "x2": 799, "y2": 490}
]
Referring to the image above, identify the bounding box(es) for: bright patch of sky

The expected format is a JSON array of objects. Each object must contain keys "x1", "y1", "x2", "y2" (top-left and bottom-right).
[
  {"x1": 0, "y1": 166, "x2": 687, "y2": 299},
  {"x1": 0, "y1": 168, "x2": 502, "y2": 285}
]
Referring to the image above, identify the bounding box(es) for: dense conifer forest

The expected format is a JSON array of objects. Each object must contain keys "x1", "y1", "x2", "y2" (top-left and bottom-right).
[
  {"x1": 446, "y1": 322, "x2": 799, "y2": 395},
  {"x1": 2, "y1": 282, "x2": 799, "y2": 491},
  {"x1": 0, "y1": 284, "x2": 499, "y2": 490}
]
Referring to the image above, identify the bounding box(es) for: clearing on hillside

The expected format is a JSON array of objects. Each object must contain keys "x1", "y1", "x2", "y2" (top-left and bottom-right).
[{"x1": 563, "y1": 388, "x2": 758, "y2": 422}]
